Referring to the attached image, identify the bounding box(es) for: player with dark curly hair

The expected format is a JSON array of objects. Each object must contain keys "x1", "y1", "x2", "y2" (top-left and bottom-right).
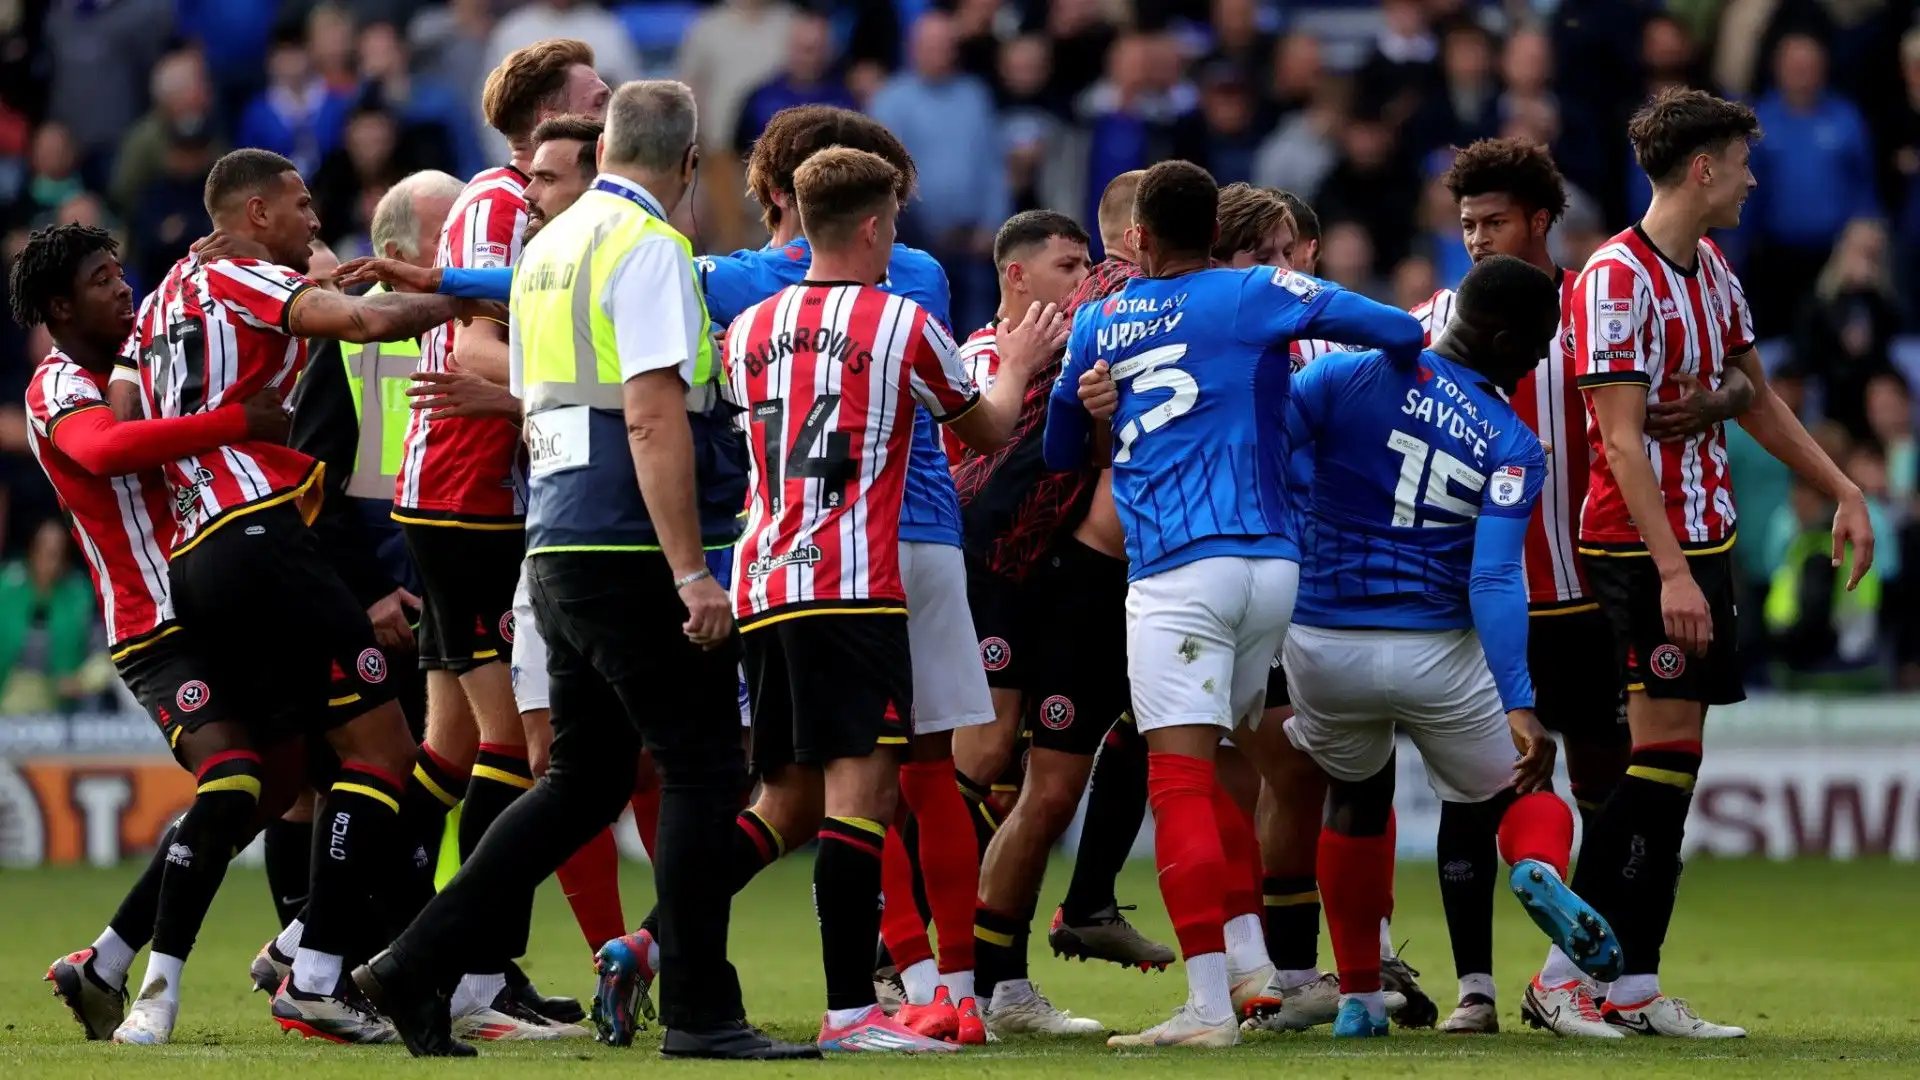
[{"x1": 20, "y1": 223, "x2": 296, "y2": 1045}]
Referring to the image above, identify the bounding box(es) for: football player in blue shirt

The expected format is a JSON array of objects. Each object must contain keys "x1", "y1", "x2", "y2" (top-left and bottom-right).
[
  {"x1": 1043, "y1": 160, "x2": 1425, "y2": 1049},
  {"x1": 1280, "y1": 254, "x2": 1624, "y2": 1039}
]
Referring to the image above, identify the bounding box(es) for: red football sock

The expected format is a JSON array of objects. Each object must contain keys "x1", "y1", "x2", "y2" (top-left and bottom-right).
[
  {"x1": 1210, "y1": 780, "x2": 1262, "y2": 920},
  {"x1": 1147, "y1": 752, "x2": 1226, "y2": 959},
  {"x1": 1497, "y1": 790, "x2": 1576, "y2": 878},
  {"x1": 1317, "y1": 827, "x2": 1393, "y2": 994},
  {"x1": 628, "y1": 787, "x2": 660, "y2": 860},
  {"x1": 880, "y1": 821, "x2": 935, "y2": 971},
  {"x1": 900, "y1": 759, "x2": 980, "y2": 973},
  {"x1": 1384, "y1": 808, "x2": 1397, "y2": 920},
  {"x1": 555, "y1": 827, "x2": 626, "y2": 952}
]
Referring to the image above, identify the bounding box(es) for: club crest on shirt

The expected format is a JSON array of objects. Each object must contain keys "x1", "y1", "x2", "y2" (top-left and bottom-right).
[{"x1": 1490, "y1": 465, "x2": 1526, "y2": 507}]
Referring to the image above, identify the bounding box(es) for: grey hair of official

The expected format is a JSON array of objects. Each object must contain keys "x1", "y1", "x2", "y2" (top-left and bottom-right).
[
  {"x1": 601, "y1": 80, "x2": 698, "y2": 173},
  {"x1": 369, "y1": 170, "x2": 465, "y2": 260}
]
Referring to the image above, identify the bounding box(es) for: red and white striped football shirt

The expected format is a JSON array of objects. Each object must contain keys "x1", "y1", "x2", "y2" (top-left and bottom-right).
[
  {"x1": 394, "y1": 165, "x2": 528, "y2": 524},
  {"x1": 136, "y1": 256, "x2": 321, "y2": 554},
  {"x1": 25, "y1": 351, "x2": 177, "y2": 651},
  {"x1": 1572, "y1": 227, "x2": 1749, "y2": 551},
  {"x1": 724, "y1": 283, "x2": 981, "y2": 628},
  {"x1": 1287, "y1": 336, "x2": 1347, "y2": 371},
  {"x1": 1412, "y1": 272, "x2": 1593, "y2": 609},
  {"x1": 944, "y1": 323, "x2": 1000, "y2": 462}
]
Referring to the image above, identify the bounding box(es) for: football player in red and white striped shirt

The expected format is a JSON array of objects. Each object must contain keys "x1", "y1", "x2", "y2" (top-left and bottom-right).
[
  {"x1": 1569, "y1": 90, "x2": 1870, "y2": 1038},
  {"x1": 17, "y1": 223, "x2": 303, "y2": 1044},
  {"x1": 134, "y1": 148, "x2": 480, "y2": 1041},
  {"x1": 722, "y1": 148, "x2": 1050, "y2": 1052}
]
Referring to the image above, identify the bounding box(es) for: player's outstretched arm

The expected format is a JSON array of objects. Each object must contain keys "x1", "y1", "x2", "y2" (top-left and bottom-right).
[
  {"x1": 1301, "y1": 288, "x2": 1424, "y2": 365},
  {"x1": 945, "y1": 301, "x2": 1067, "y2": 453},
  {"x1": 286, "y1": 286, "x2": 467, "y2": 345},
  {"x1": 50, "y1": 392, "x2": 288, "y2": 477},
  {"x1": 1729, "y1": 349, "x2": 1875, "y2": 588}
]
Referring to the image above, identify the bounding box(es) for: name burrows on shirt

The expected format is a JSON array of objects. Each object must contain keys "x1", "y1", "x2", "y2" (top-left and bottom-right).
[
  {"x1": 737, "y1": 325, "x2": 876, "y2": 378},
  {"x1": 745, "y1": 544, "x2": 824, "y2": 578}
]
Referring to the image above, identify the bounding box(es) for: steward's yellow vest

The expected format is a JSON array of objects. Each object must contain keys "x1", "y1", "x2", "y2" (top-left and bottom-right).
[{"x1": 339, "y1": 283, "x2": 420, "y2": 500}]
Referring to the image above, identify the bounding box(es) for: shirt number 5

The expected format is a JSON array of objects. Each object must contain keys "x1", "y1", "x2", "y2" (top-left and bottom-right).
[{"x1": 1110, "y1": 344, "x2": 1197, "y2": 464}]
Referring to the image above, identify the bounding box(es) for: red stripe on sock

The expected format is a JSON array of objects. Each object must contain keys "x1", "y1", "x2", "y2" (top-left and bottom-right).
[
  {"x1": 900, "y1": 759, "x2": 979, "y2": 973},
  {"x1": 1210, "y1": 780, "x2": 1262, "y2": 920},
  {"x1": 1317, "y1": 828, "x2": 1392, "y2": 994},
  {"x1": 629, "y1": 788, "x2": 661, "y2": 861},
  {"x1": 556, "y1": 828, "x2": 626, "y2": 952},
  {"x1": 194, "y1": 748, "x2": 262, "y2": 778},
  {"x1": 1633, "y1": 740, "x2": 1703, "y2": 756},
  {"x1": 476, "y1": 741, "x2": 529, "y2": 760},
  {"x1": 1147, "y1": 752, "x2": 1227, "y2": 959},
  {"x1": 340, "y1": 760, "x2": 405, "y2": 790},
  {"x1": 736, "y1": 813, "x2": 774, "y2": 863},
  {"x1": 1497, "y1": 791, "x2": 1575, "y2": 878},
  {"x1": 820, "y1": 830, "x2": 883, "y2": 860},
  {"x1": 421, "y1": 742, "x2": 468, "y2": 781},
  {"x1": 880, "y1": 822, "x2": 935, "y2": 970}
]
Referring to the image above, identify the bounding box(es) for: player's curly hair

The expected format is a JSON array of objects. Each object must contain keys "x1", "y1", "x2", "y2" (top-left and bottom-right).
[
  {"x1": 9, "y1": 223, "x2": 118, "y2": 329},
  {"x1": 482, "y1": 38, "x2": 596, "y2": 142},
  {"x1": 1628, "y1": 87, "x2": 1762, "y2": 186},
  {"x1": 746, "y1": 106, "x2": 917, "y2": 235},
  {"x1": 1439, "y1": 137, "x2": 1569, "y2": 225}
]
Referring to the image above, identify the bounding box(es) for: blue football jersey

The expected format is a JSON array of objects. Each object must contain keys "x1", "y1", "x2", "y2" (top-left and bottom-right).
[
  {"x1": 1289, "y1": 347, "x2": 1546, "y2": 627},
  {"x1": 699, "y1": 238, "x2": 962, "y2": 547},
  {"x1": 1045, "y1": 266, "x2": 1421, "y2": 581}
]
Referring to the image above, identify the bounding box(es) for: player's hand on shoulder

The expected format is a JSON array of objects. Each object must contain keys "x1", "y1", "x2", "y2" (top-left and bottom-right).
[
  {"x1": 408, "y1": 369, "x2": 521, "y2": 422},
  {"x1": 238, "y1": 387, "x2": 291, "y2": 443},
  {"x1": 1077, "y1": 360, "x2": 1117, "y2": 420},
  {"x1": 996, "y1": 300, "x2": 1069, "y2": 377},
  {"x1": 336, "y1": 256, "x2": 438, "y2": 294},
  {"x1": 1505, "y1": 708, "x2": 1555, "y2": 794}
]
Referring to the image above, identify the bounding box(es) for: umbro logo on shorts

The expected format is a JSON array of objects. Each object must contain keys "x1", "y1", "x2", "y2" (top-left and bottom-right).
[{"x1": 1649, "y1": 644, "x2": 1685, "y2": 680}]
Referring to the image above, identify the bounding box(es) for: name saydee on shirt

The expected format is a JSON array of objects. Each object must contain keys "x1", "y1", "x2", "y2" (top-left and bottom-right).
[{"x1": 1400, "y1": 371, "x2": 1502, "y2": 463}]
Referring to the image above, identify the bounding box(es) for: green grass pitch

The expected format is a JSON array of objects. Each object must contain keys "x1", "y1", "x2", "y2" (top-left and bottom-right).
[{"x1": 2, "y1": 856, "x2": 1916, "y2": 1077}]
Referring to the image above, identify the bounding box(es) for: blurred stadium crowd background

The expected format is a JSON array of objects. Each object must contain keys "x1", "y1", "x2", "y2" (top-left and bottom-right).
[{"x1": 3, "y1": 0, "x2": 1920, "y2": 716}]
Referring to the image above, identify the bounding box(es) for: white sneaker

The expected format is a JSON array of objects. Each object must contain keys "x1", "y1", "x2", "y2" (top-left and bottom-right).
[
  {"x1": 1603, "y1": 994, "x2": 1745, "y2": 1038},
  {"x1": 1439, "y1": 996, "x2": 1498, "y2": 1034},
  {"x1": 983, "y1": 983, "x2": 1105, "y2": 1036},
  {"x1": 1106, "y1": 1003, "x2": 1241, "y2": 1049},
  {"x1": 1521, "y1": 977, "x2": 1623, "y2": 1039},
  {"x1": 454, "y1": 988, "x2": 585, "y2": 1041},
  {"x1": 111, "y1": 984, "x2": 178, "y2": 1045},
  {"x1": 1241, "y1": 973, "x2": 1407, "y2": 1032},
  {"x1": 1228, "y1": 963, "x2": 1280, "y2": 1020}
]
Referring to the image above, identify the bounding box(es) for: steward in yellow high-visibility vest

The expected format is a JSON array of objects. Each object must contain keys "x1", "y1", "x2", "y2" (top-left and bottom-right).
[{"x1": 361, "y1": 81, "x2": 794, "y2": 1057}]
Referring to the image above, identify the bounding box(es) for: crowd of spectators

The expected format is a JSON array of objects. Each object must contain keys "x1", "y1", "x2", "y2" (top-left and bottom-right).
[{"x1": 6, "y1": 0, "x2": 1920, "y2": 707}]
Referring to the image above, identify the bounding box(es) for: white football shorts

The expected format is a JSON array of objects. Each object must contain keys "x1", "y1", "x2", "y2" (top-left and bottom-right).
[
  {"x1": 901, "y1": 541, "x2": 994, "y2": 735},
  {"x1": 509, "y1": 562, "x2": 548, "y2": 714},
  {"x1": 1282, "y1": 623, "x2": 1517, "y2": 803},
  {"x1": 1124, "y1": 556, "x2": 1299, "y2": 734}
]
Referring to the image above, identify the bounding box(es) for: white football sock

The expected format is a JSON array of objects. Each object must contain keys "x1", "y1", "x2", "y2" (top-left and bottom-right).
[
  {"x1": 646, "y1": 937, "x2": 661, "y2": 971},
  {"x1": 1224, "y1": 913, "x2": 1270, "y2": 974},
  {"x1": 291, "y1": 948, "x2": 342, "y2": 996},
  {"x1": 89, "y1": 928, "x2": 135, "y2": 988},
  {"x1": 1379, "y1": 918, "x2": 1395, "y2": 960},
  {"x1": 991, "y1": 978, "x2": 1034, "y2": 1006},
  {"x1": 141, "y1": 953, "x2": 185, "y2": 1004},
  {"x1": 900, "y1": 958, "x2": 940, "y2": 1005},
  {"x1": 452, "y1": 972, "x2": 507, "y2": 1017},
  {"x1": 1347, "y1": 990, "x2": 1387, "y2": 1024},
  {"x1": 939, "y1": 968, "x2": 975, "y2": 1003},
  {"x1": 1278, "y1": 967, "x2": 1322, "y2": 991},
  {"x1": 1458, "y1": 972, "x2": 1495, "y2": 1003},
  {"x1": 1608, "y1": 973, "x2": 1659, "y2": 1006},
  {"x1": 1539, "y1": 945, "x2": 1587, "y2": 986},
  {"x1": 274, "y1": 918, "x2": 304, "y2": 957},
  {"x1": 1185, "y1": 951, "x2": 1232, "y2": 1024},
  {"x1": 826, "y1": 1004, "x2": 878, "y2": 1028}
]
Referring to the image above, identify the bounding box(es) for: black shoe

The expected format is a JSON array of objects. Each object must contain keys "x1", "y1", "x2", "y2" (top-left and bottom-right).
[
  {"x1": 505, "y1": 958, "x2": 586, "y2": 1024},
  {"x1": 661, "y1": 1021, "x2": 823, "y2": 1060},
  {"x1": 352, "y1": 950, "x2": 475, "y2": 1058}
]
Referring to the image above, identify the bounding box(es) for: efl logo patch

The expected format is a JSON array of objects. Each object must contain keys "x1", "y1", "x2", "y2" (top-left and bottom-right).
[
  {"x1": 499, "y1": 611, "x2": 515, "y2": 645},
  {"x1": 357, "y1": 647, "x2": 388, "y2": 685},
  {"x1": 1649, "y1": 644, "x2": 1686, "y2": 680},
  {"x1": 1039, "y1": 695, "x2": 1074, "y2": 731},
  {"x1": 1489, "y1": 465, "x2": 1526, "y2": 507},
  {"x1": 175, "y1": 680, "x2": 209, "y2": 713},
  {"x1": 980, "y1": 637, "x2": 1010, "y2": 672},
  {"x1": 1271, "y1": 268, "x2": 1323, "y2": 302}
]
